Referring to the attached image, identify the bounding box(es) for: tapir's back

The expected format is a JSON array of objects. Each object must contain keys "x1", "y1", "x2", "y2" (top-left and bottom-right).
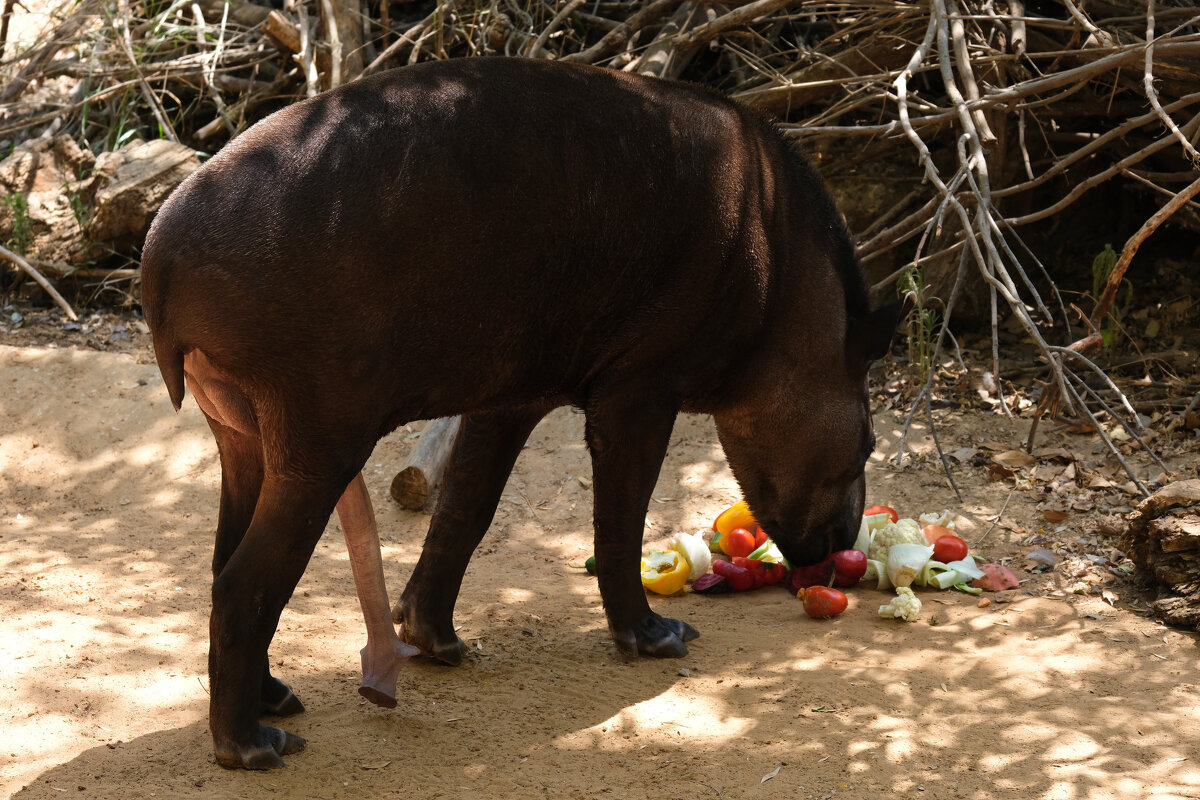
[{"x1": 141, "y1": 58, "x2": 850, "y2": 422}]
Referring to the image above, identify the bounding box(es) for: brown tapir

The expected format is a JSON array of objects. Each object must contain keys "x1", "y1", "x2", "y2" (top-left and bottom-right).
[{"x1": 140, "y1": 56, "x2": 906, "y2": 770}]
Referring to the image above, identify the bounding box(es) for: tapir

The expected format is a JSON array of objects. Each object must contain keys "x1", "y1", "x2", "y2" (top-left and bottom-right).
[{"x1": 140, "y1": 56, "x2": 905, "y2": 770}]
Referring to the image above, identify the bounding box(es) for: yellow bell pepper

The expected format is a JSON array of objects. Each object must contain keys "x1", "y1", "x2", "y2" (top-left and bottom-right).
[
  {"x1": 713, "y1": 500, "x2": 757, "y2": 537},
  {"x1": 640, "y1": 551, "x2": 689, "y2": 595}
]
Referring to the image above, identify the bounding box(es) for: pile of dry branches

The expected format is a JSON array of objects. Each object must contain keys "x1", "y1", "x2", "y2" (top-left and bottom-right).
[{"x1": 2, "y1": 0, "x2": 1199, "y2": 486}]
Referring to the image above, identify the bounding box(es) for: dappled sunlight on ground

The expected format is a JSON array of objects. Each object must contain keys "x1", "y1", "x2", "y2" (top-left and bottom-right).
[{"x1": 3, "y1": 344, "x2": 1199, "y2": 799}]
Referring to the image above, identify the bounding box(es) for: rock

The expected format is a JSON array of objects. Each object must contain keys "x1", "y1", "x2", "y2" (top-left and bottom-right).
[
  {"x1": 85, "y1": 139, "x2": 202, "y2": 252},
  {"x1": 1122, "y1": 480, "x2": 1200, "y2": 631},
  {"x1": 0, "y1": 135, "x2": 200, "y2": 271}
]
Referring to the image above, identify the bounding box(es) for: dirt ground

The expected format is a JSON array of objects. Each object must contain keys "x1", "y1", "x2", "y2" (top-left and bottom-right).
[{"x1": 2, "y1": 315, "x2": 1199, "y2": 800}]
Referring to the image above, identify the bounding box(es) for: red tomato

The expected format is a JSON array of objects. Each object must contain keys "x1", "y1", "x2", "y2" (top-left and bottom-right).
[
  {"x1": 830, "y1": 549, "x2": 867, "y2": 587},
  {"x1": 763, "y1": 562, "x2": 787, "y2": 586},
  {"x1": 798, "y1": 586, "x2": 848, "y2": 619},
  {"x1": 932, "y1": 534, "x2": 969, "y2": 563},
  {"x1": 720, "y1": 527, "x2": 757, "y2": 558},
  {"x1": 864, "y1": 505, "x2": 899, "y2": 523}
]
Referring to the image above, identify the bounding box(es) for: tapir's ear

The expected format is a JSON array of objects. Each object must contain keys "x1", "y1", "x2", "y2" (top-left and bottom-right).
[{"x1": 848, "y1": 292, "x2": 915, "y2": 364}]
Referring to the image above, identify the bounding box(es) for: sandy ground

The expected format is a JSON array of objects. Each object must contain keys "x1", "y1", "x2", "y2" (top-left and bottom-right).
[{"x1": 2, "y1": 339, "x2": 1199, "y2": 800}]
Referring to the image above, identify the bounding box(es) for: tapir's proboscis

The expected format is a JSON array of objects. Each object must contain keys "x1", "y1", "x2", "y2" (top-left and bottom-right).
[{"x1": 140, "y1": 57, "x2": 906, "y2": 770}]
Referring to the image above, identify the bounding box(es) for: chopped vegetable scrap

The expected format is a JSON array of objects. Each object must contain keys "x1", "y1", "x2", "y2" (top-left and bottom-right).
[
  {"x1": 970, "y1": 563, "x2": 1020, "y2": 591},
  {"x1": 668, "y1": 532, "x2": 712, "y2": 582},
  {"x1": 879, "y1": 587, "x2": 922, "y2": 621},
  {"x1": 798, "y1": 586, "x2": 848, "y2": 618},
  {"x1": 640, "y1": 551, "x2": 689, "y2": 595},
  {"x1": 864, "y1": 504, "x2": 899, "y2": 523},
  {"x1": 720, "y1": 527, "x2": 758, "y2": 558},
  {"x1": 691, "y1": 572, "x2": 731, "y2": 594},
  {"x1": 629, "y1": 502, "x2": 1004, "y2": 621}
]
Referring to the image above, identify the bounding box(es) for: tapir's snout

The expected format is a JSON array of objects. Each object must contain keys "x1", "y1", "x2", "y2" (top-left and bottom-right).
[{"x1": 765, "y1": 492, "x2": 862, "y2": 568}]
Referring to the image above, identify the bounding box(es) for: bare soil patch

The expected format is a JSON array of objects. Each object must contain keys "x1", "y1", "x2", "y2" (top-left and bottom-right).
[{"x1": 1, "y1": 328, "x2": 1199, "y2": 799}]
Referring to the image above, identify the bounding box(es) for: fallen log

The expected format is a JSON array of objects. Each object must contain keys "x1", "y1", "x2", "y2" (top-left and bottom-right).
[{"x1": 389, "y1": 416, "x2": 461, "y2": 511}]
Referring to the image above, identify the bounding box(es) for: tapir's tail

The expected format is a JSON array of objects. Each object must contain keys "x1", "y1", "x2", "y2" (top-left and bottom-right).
[
  {"x1": 140, "y1": 225, "x2": 187, "y2": 412},
  {"x1": 153, "y1": 333, "x2": 187, "y2": 412}
]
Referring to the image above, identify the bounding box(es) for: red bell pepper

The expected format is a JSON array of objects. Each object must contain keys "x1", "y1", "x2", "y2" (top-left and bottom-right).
[{"x1": 712, "y1": 558, "x2": 756, "y2": 591}]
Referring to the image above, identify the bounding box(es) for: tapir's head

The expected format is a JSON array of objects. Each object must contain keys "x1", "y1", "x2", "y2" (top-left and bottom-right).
[{"x1": 714, "y1": 297, "x2": 910, "y2": 567}]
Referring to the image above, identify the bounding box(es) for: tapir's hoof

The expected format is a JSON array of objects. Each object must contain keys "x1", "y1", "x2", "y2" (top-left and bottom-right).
[
  {"x1": 399, "y1": 622, "x2": 467, "y2": 665},
  {"x1": 214, "y1": 724, "x2": 305, "y2": 770},
  {"x1": 260, "y1": 676, "x2": 305, "y2": 717},
  {"x1": 612, "y1": 614, "x2": 699, "y2": 659},
  {"x1": 394, "y1": 597, "x2": 467, "y2": 665}
]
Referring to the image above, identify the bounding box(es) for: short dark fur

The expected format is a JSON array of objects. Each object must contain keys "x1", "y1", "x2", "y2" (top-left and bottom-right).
[{"x1": 141, "y1": 57, "x2": 904, "y2": 769}]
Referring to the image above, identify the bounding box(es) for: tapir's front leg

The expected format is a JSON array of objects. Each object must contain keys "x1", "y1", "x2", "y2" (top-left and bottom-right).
[
  {"x1": 335, "y1": 473, "x2": 419, "y2": 707},
  {"x1": 398, "y1": 406, "x2": 548, "y2": 664},
  {"x1": 586, "y1": 389, "x2": 698, "y2": 658}
]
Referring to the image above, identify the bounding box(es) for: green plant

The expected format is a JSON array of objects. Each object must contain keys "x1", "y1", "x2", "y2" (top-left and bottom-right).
[
  {"x1": 898, "y1": 266, "x2": 941, "y2": 382},
  {"x1": 1091, "y1": 243, "x2": 1133, "y2": 348},
  {"x1": 4, "y1": 192, "x2": 31, "y2": 255}
]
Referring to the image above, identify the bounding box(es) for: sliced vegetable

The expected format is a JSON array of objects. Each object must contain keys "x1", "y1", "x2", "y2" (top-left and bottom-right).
[
  {"x1": 764, "y1": 561, "x2": 787, "y2": 586},
  {"x1": 753, "y1": 528, "x2": 769, "y2": 548},
  {"x1": 640, "y1": 551, "x2": 689, "y2": 595},
  {"x1": 886, "y1": 542, "x2": 934, "y2": 589},
  {"x1": 970, "y1": 563, "x2": 1020, "y2": 591},
  {"x1": 915, "y1": 555, "x2": 985, "y2": 589},
  {"x1": 798, "y1": 586, "x2": 848, "y2": 618},
  {"x1": 864, "y1": 558, "x2": 891, "y2": 590},
  {"x1": 691, "y1": 573, "x2": 731, "y2": 594},
  {"x1": 830, "y1": 549, "x2": 867, "y2": 587},
  {"x1": 918, "y1": 509, "x2": 956, "y2": 530},
  {"x1": 944, "y1": 556, "x2": 985, "y2": 581},
  {"x1": 922, "y1": 523, "x2": 955, "y2": 544},
  {"x1": 867, "y1": 518, "x2": 927, "y2": 563},
  {"x1": 864, "y1": 504, "x2": 899, "y2": 523},
  {"x1": 932, "y1": 534, "x2": 969, "y2": 563},
  {"x1": 713, "y1": 500, "x2": 756, "y2": 536},
  {"x1": 732, "y1": 556, "x2": 767, "y2": 587},
  {"x1": 879, "y1": 586, "x2": 921, "y2": 621},
  {"x1": 786, "y1": 560, "x2": 836, "y2": 593},
  {"x1": 669, "y1": 532, "x2": 712, "y2": 581},
  {"x1": 720, "y1": 527, "x2": 757, "y2": 558},
  {"x1": 712, "y1": 558, "x2": 756, "y2": 591},
  {"x1": 747, "y1": 538, "x2": 784, "y2": 564},
  {"x1": 853, "y1": 511, "x2": 894, "y2": 554}
]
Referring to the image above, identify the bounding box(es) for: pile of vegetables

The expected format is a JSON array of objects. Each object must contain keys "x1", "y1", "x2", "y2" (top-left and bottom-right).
[{"x1": 577, "y1": 499, "x2": 1019, "y2": 623}]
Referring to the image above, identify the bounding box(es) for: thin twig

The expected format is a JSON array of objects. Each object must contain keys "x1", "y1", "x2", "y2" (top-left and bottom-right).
[
  {"x1": 1143, "y1": 0, "x2": 1200, "y2": 163},
  {"x1": 0, "y1": 244, "x2": 79, "y2": 322}
]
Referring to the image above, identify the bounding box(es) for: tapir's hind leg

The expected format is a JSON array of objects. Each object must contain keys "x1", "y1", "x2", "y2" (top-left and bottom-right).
[
  {"x1": 585, "y1": 387, "x2": 698, "y2": 658},
  {"x1": 208, "y1": 470, "x2": 355, "y2": 769},
  {"x1": 199, "y1": 394, "x2": 303, "y2": 718},
  {"x1": 397, "y1": 405, "x2": 548, "y2": 664}
]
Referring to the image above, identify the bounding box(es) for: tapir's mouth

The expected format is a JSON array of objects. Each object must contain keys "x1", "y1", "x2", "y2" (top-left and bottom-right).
[{"x1": 765, "y1": 520, "x2": 834, "y2": 567}]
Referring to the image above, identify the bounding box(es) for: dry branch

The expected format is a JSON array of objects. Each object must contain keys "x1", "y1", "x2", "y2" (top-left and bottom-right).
[{"x1": 1, "y1": 0, "x2": 1198, "y2": 462}]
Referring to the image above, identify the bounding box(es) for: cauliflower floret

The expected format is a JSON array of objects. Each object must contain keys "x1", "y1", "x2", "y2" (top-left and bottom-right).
[
  {"x1": 918, "y1": 509, "x2": 956, "y2": 530},
  {"x1": 879, "y1": 586, "x2": 922, "y2": 622},
  {"x1": 867, "y1": 518, "x2": 926, "y2": 562}
]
